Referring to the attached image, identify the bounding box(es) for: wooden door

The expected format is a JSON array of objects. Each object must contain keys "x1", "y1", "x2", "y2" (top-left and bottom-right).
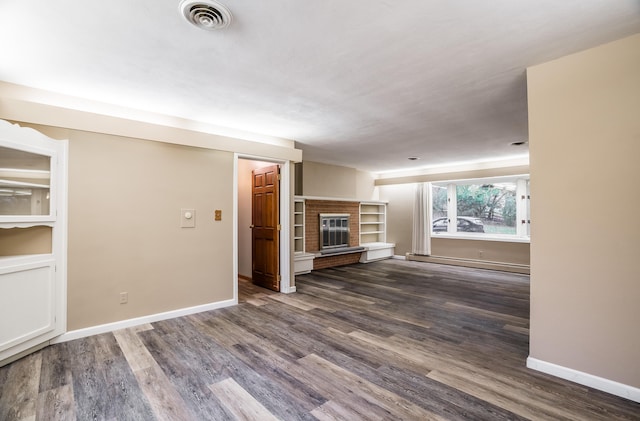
[{"x1": 251, "y1": 164, "x2": 280, "y2": 291}]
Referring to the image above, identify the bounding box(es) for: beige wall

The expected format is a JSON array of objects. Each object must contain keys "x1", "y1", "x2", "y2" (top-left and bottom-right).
[
  {"x1": 237, "y1": 159, "x2": 273, "y2": 279},
  {"x1": 528, "y1": 34, "x2": 640, "y2": 388},
  {"x1": 431, "y1": 238, "x2": 529, "y2": 265},
  {"x1": 302, "y1": 161, "x2": 377, "y2": 200},
  {"x1": 379, "y1": 183, "x2": 414, "y2": 255},
  {"x1": 17, "y1": 123, "x2": 235, "y2": 330},
  {"x1": 0, "y1": 226, "x2": 52, "y2": 256}
]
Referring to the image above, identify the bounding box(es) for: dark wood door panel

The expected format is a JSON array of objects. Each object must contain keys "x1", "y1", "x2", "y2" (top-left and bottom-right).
[{"x1": 251, "y1": 164, "x2": 280, "y2": 291}]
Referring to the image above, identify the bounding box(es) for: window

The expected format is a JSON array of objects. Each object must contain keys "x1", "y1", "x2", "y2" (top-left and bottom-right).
[{"x1": 432, "y1": 176, "x2": 530, "y2": 240}]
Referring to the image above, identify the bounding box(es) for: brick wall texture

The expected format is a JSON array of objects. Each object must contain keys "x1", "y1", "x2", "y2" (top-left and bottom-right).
[
  {"x1": 313, "y1": 252, "x2": 362, "y2": 270},
  {"x1": 304, "y1": 200, "x2": 361, "y2": 269}
]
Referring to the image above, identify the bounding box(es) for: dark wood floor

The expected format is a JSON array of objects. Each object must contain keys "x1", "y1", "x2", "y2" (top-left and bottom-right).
[{"x1": 1, "y1": 260, "x2": 638, "y2": 420}]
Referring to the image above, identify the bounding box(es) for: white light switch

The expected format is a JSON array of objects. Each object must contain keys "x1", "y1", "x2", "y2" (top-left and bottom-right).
[{"x1": 181, "y1": 208, "x2": 195, "y2": 228}]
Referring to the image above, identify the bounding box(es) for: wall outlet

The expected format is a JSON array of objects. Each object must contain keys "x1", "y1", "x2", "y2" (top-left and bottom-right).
[
  {"x1": 478, "y1": 250, "x2": 484, "y2": 258},
  {"x1": 119, "y1": 292, "x2": 128, "y2": 304}
]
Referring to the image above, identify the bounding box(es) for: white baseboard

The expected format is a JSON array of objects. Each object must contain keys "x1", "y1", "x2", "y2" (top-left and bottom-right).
[
  {"x1": 51, "y1": 298, "x2": 237, "y2": 344},
  {"x1": 392, "y1": 255, "x2": 406, "y2": 260},
  {"x1": 527, "y1": 357, "x2": 640, "y2": 403}
]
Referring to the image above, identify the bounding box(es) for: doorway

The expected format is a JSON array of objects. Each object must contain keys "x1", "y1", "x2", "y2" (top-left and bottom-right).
[{"x1": 235, "y1": 156, "x2": 292, "y2": 296}]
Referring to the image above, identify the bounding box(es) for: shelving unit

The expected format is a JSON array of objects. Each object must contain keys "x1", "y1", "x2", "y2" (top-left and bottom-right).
[
  {"x1": 293, "y1": 197, "x2": 314, "y2": 274},
  {"x1": 293, "y1": 198, "x2": 305, "y2": 253},
  {"x1": 359, "y1": 201, "x2": 395, "y2": 263},
  {"x1": 359, "y1": 202, "x2": 387, "y2": 244}
]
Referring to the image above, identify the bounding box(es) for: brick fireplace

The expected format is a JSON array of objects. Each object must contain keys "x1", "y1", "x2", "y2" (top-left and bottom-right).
[{"x1": 304, "y1": 200, "x2": 361, "y2": 269}]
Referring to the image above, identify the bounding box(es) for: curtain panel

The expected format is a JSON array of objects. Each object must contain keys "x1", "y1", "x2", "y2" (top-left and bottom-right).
[{"x1": 412, "y1": 182, "x2": 432, "y2": 255}]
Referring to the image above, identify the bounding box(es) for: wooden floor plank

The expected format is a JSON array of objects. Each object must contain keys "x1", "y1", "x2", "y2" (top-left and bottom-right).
[
  {"x1": 266, "y1": 292, "x2": 319, "y2": 311},
  {"x1": 444, "y1": 301, "x2": 529, "y2": 326},
  {"x1": 427, "y1": 369, "x2": 576, "y2": 421},
  {"x1": 114, "y1": 327, "x2": 193, "y2": 421},
  {"x1": 0, "y1": 352, "x2": 41, "y2": 421},
  {"x1": 1, "y1": 260, "x2": 639, "y2": 420},
  {"x1": 209, "y1": 377, "x2": 281, "y2": 421},
  {"x1": 298, "y1": 353, "x2": 448, "y2": 421},
  {"x1": 35, "y1": 384, "x2": 75, "y2": 421},
  {"x1": 311, "y1": 400, "x2": 358, "y2": 421}
]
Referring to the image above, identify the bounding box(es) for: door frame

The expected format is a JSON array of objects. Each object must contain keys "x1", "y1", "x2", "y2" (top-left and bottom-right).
[{"x1": 233, "y1": 153, "x2": 293, "y2": 301}]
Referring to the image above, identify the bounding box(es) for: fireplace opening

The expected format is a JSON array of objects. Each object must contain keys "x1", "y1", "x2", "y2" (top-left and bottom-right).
[{"x1": 320, "y1": 213, "x2": 350, "y2": 250}]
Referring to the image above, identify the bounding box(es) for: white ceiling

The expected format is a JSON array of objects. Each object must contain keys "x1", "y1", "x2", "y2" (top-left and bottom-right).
[{"x1": 0, "y1": 1, "x2": 638, "y2": 172}]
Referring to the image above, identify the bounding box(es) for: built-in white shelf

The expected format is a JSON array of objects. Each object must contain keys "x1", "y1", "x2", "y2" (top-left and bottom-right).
[
  {"x1": 359, "y1": 202, "x2": 395, "y2": 262},
  {"x1": 293, "y1": 197, "x2": 314, "y2": 274},
  {"x1": 293, "y1": 198, "x2": 305, "y2": 254},
  {"x1": 359, "y1": 202, "x2": 387, "y2": 244}
]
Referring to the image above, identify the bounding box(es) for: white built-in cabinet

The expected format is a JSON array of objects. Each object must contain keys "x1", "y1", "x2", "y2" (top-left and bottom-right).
[
  {"x1": 0, "y1": 120, "x2": 68, "y2": 365},
  {"x1": 293, "y1": 198, "x2": 305, "y2": 253},
  {"x1": 293, "y1": 197, "x2": 314, "y2": 274},
  {"x1": 359, "y1": 202, "x2": 387, "y2": 244},
  {"x1": 359, "y1": 201, "x2": 395, "y2": 262}
]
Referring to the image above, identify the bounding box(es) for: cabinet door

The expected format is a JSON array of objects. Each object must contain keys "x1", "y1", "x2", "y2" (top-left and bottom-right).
[
  {"x1": 0, "y1": 120, "x2": 67, "y2": 365},
  {"x1": 0, "y1": 257, "x2": 57, "y2": 361}
]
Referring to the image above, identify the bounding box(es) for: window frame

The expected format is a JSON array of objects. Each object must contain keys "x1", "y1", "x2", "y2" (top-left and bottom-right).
[{"x1": 431, "y1": 175, "x2": 530, "y2": 243}]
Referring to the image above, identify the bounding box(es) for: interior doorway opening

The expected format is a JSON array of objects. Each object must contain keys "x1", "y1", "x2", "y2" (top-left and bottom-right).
[{"x1": 235, "y1": 156, "x2": 293, "y2": 297}]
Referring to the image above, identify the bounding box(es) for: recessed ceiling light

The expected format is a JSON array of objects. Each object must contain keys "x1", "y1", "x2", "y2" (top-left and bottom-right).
[
  {"x1": 510, "y1": 141, "x2": 528, "y2": 146},
  {"x1": 408, "y1": 157, "x2": 420, "y2": 161}
]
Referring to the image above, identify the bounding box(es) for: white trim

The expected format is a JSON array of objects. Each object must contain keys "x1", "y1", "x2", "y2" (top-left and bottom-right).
[
  {"x1": 232, "y1": 155, "x2": 239, "y2": 304},
  {"x1": 297, "y1": 195, "x2": 388, "y2": 204},
  {"x1": 527, "y1": 357, "x2": 640, "y2": 403},
  {"x1": 279, "y1": 161, "x2": 293, "y2": 293},
  {"x1": 0, "y1": 82, "x2": 298, "y2": 152},
  {"x1": 55, "y1": 139, "x2": 69, "y2": 337},
  {"x1": 51, "y1": 298, "x2": 236, "y2": 343},
  {"x1": 446, "y1": 184, "x2": 457, "y2": 234},
  {"x1": 392, "y1": 255, "x2": 406, "y2": 260},
  {"x1": 235, "y1": 154, "x2": 294, "y2": 294},
  {"x1": 516, "y1": 179, "x2": 528, "y2": 237},
  {"x1": 431, "y1": 232, "x2": 530, "y2": 243},
  {"x1": 376, "y1": 156, "x2": 529, "y2": 178}
]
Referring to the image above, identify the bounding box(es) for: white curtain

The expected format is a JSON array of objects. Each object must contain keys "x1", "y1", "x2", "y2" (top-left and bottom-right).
[{"x1": 412, "y1": 182, "x2": 432, "y2": 255}]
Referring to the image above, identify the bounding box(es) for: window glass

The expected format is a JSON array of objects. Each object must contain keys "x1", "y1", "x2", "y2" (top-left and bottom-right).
[
  {"x1": 432, "y1": 183, "x2": 448, "y2": 220},
  {"x1": 0, "y1": 146, "x2": 51, "y2": 216},
  {"x1": 456, "y1": 183, "x2": 517, "y2": 235},
  {"x1": 432, "y1": 217, "x2": 448, "y2": 232}
]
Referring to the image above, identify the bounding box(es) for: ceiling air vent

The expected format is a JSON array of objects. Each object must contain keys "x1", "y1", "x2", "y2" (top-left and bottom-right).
[{"x1": 179, "y1": 0, "x2": 232, "y2": 30}]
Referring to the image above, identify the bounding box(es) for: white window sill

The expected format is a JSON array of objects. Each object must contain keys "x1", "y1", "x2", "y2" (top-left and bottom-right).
[{"x1": 431, "y1": 232, "x2": 530, "y2": 244}]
